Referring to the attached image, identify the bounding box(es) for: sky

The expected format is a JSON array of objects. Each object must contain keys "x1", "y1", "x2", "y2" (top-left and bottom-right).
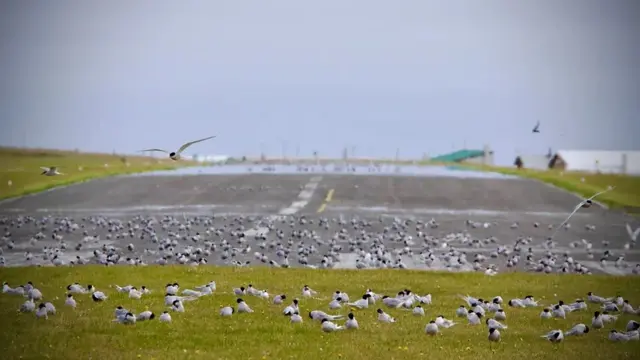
[{"x1": 1, "y1": 1, "x2": 639, "y2": 165}]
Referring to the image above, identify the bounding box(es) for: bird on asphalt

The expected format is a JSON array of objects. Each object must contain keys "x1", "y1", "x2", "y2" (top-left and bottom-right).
[{"x1": 139, "y1": 136, "x2": 216, "y2": 161}]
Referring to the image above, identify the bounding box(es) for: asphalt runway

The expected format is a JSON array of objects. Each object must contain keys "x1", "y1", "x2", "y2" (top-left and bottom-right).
[{"x1": 1, "y1": 166, "x2": 638, "y2": 275}]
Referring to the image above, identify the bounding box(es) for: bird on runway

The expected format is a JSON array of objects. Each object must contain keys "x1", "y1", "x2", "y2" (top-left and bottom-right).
[
  {"x1": 139, "y1": 136, "x2": 216, "y2": 161},
  {"x1": 40, "y1": 167, "x2": 63, "y2": 176}
]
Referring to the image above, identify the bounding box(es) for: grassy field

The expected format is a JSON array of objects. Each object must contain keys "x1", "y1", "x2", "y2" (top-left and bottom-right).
[
  {"x1": 457, "y1": 164, "x2": 640, "y2": 213},
  {"x1": 1, "y1": 266, "x2": 639, "y2": 360},
  {"x1": 0, "y1": 147, "x2": 195, "y2": 200}
]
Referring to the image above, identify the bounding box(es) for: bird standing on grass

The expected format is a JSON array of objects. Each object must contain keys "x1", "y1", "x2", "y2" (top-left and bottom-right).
[{"x1": 139, "y1": 136, "x2": 216, "y2": 161}]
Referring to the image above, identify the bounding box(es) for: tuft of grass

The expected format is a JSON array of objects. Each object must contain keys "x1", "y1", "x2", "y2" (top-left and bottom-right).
[
  {"x1": 0, "y1": 147, "x2": 196, "y2": 201},
  {"x1": 1, "y1": 266, "x2": 639, "y2": 360},
  {"x1": 454, "y1": 163, "x2": 640, "y2": 213}
]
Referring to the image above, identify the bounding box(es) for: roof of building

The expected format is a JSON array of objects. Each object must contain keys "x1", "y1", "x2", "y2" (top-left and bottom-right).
[{"x1": 431, "y1": 149, "x2": 485, "y2": 162}]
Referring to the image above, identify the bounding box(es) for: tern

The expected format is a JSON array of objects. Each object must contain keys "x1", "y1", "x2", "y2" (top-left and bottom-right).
[
  {"x1": 40, "y1": 167, "x2": 63, "y2": 176},
  {"x1": 532, "y1": 121, "x2": 540, "y2": 133},
  {"x1": 549, "y1": 187, "x2": 615, "y2": 240},
  {"x1": 139, "y1": 136, "x2": 216, "y2": 161}
]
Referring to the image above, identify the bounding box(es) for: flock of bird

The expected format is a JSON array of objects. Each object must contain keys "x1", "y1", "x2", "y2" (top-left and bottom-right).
[
  {"x1": 0, "y1": 182, "x2": 638, "y2": 274},
  {"x1": 3, "y1": 279, "x2": 640, "y2": 347}
]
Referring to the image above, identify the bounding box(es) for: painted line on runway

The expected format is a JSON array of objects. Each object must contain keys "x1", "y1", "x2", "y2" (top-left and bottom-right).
[
  {"x1": 317, "y1": 188, "x2": 335, "y2": 213},
  {"x1": 278, "y1": 177, "x2": 323, "y2": 215}
]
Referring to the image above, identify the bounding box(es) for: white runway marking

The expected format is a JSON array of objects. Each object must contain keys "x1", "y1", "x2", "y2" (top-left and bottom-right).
[
  {"x1": 323, "y1": 205, "x2": 593, "y2": 218},
  {"x1": 278, "y1": 177, "x2": 323, "y2": 215}
]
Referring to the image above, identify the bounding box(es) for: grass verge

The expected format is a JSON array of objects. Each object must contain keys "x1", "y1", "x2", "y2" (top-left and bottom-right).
[
  {"x1": 452, "y1": 163, "x2": 640, "y2": 213},
  {"x1": 0, "y1": 147, "x2": 195, "y2": 201},
  {"x1": 1, "y1": 266, "x2": 639, "y2": 360}
]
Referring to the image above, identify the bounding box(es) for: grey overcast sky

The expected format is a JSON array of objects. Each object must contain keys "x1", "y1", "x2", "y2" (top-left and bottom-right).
[{"x1": 1, "y1": 0, "x2": 639, "y2": 165}]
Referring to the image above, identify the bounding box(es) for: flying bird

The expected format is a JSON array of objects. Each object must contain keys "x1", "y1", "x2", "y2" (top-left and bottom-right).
[
  {"x1": 532, "y1": 121, "x2": 540, "y2": 133},
  {"x1": 40, "y1": 167, "x2": 63, "y2": 176},
  {"x1": 139, "y1": 136, "x2": 216, "y2": 161},
  {"x1": 549, "y1": 186, "x2": 615, "y2": 240}
]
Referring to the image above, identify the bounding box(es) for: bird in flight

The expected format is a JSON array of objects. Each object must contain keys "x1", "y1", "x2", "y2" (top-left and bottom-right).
[
  {"x1": 139, "y1": 136, "x2": 216, "y2": 161},
  {"x1": 549, "y1": 186, "x2": 615, "y2": 240},
  {"x1": 40, "y1": 167, "x2": 63, "y2": 176},
  {"x1": 532, "y1": 121, "x2": 540, "y2": 133}
]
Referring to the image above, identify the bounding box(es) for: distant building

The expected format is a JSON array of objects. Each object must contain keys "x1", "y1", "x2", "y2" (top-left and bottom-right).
[
  {"x1": 431, "y1": 145, "x2": 494, "y2": 165},
  {"x1": 547, "y1": 150, "x2": 640, "y2": 175},
  {"x1": 511, "y1": 150, "x2": 640, "y2": 175},
  {"x1": 515, "y1": 154, "x2": 553, "y2": 170},
  {"x1": 190, "y1": 154, "x2": 230, "y2": 163}
]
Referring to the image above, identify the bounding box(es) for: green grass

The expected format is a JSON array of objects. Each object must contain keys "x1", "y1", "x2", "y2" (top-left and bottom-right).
[
  {"x1": 1, "y1": 266, "x2": 639, "y2": 360},
  {"x1": 454, "y1": 163, "x2": 640, "y2": 213},
  {"x1": 0, "y1": 147, "x2": 196, "y2": 201}
]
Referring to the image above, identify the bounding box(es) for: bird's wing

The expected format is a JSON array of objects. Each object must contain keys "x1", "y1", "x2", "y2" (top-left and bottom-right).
[
  {"x1": 549, "y1": 202, "x2": 583, "y2": 239},
  {"x1": 177, "y1": 135, "x2": 216, "y2": 154},
  {"x1": 138, "y1": 149, "x2": 168, "y2": 153},
  {"x1": 587, "y1": 186, "x2": 615, "y2": 201},
  {"x1": 40, "y1": 167, "x2": 50, "y2": 171}
]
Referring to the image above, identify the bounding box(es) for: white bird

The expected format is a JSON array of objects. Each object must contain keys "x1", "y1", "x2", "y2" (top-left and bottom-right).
[
  {"x1": 139, "y1": 136, "x2": 216, "y2": 161},
  {"x1": 67, "y1": 283, "x2": 87, "y2": 294},
  {"x1": 137, "y1": 311, "x2": 155, "y2": 321},
  {"x1": 486, "y1": 318, "x2": 507, "y2": 330},
  {"x1": 91, "y1": 291, "x2": 107, "y2": 302},
  {"x1": 609, "y1": 329, "x2": 633, "y2": 342},
  {"x1": 435, "y1": 315, "x2": 456, "y2": 328},
  {"x1": 425, "y1": 320, "x2": 439, "y2": 335},
  {"x1": 114, "y1": 312, "x2": 136, "y2": 324},
  {"x1": 220, "y1": 306, "x2": 234, "y2": 317},
  {"x1": 159, "y1": 311, "x2": 172, "y2": 322},
  {"x1": 20, "y1": 299, "x2": 35, "y2": 312},
  {"x1": 566, "y1": 323, "x2": 590, "y2": 336},
  {"x1": 321, "y1": 319, "x2": 344, "y2": 332},
  {"x1": 345, "y1": 313, "x2": 359, "y2": 329},
  {"x1": 456, "y1": 305, "x2": 467, "y2": 317},
  {"x1": 283, "y1": 299, "x2": 299, "y2": 316},
  {"x1": 328, "y1": 298, "x2": 342, "y2": 309},
  {"x1": 308, "y1": 310, "x2": 343, "y2": 322},
  {"x1": 541, "y1": 330, "x2": 564, "y2": 343},
  {"x1": 494, "y1": 309, "x2": 507, "y2": 321},
  {"x1": 488, "y1": 328, "x2": 501, "y2": 348},
  {"x1": 540, "y1": 308, "x2": 552, "y2": 319},
  {"x1": 550, "y1": 186, "x2": 615, "y2": 239},
  {"x1": 412, "y1": 305, "x2": 425, "y2": 316},
  {"x1": 236, "y1": 298, "x2": 253, "y2": 313},
  {"x1": 377, "y1": 308, "x2": 396, "y2": 323},
  {"x1": 626, "y1": 223, "x2": 640, "y2": 242},
  {"x1": 290, "y1": 312, "x2": 303, "y2": 323},
  {"x1": 347, "y1": 294, "x2": 371, "y2": 309},
  {"x1": 40, "y1": 166, "x2": 63, "y2": 176},
  {"x1": 35, "y1": 303, "x2": 48, "y2": 319},
  {"x1": 467, "y1": 310, "x2": 482, "y2": 325},
  {"x1": 552, "y1": 305, "x2": 566, "y2": 319},
  {"x1": 65, "y1": 294, "x2": 77, "y2": 308},
  {"x1": 171, "y1": 300, "x2": 185, "y2": 312},
  {"x1": 128, "y1": 287, "x2": 143, "y2": 299}
]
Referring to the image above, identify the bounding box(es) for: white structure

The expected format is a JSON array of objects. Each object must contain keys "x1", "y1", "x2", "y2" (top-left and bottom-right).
[
  {"x1": 190, "y1": 154, "x2": 230, "y2": 163},
  {"x1": 553, "y1": 150, "x2": 640, "y2": 175}
]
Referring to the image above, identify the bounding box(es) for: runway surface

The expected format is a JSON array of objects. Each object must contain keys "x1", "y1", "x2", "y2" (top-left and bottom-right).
[{"x1": 1, "y1": 165, "x2": 638, "y2": 275}]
